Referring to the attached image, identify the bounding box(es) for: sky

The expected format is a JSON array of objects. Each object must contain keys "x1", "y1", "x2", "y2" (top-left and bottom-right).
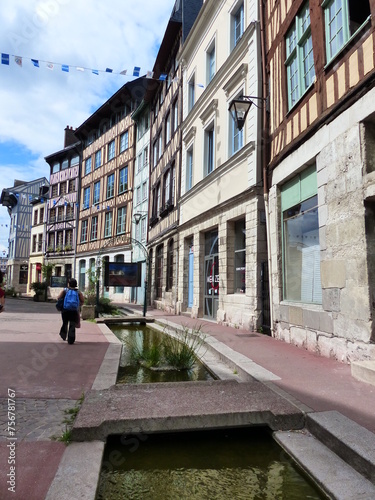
[{"x1": 0, "y1": 0, "x2": 174, "y2": 255}]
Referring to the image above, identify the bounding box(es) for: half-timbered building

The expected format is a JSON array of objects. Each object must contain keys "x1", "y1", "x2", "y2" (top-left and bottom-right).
[
  {"x1": 0, "y1": 178, "x2": 48, "y2": 293},
  {"x1": 44, "y1": 127, "x2": 80, "y2": 288},
  {"x1": 264, "y1": 0, "x2": 375, "y2": 361},
  {"x1": 147, "y1": 0, "x2": 203, "y2": 312},
  {"x1": 74, "y1": 78, "x2": 147, "y2": 302}
]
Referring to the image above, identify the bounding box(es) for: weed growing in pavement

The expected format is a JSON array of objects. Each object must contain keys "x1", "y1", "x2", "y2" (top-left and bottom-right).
[{"x1": 53, "y1": 393, "x2": 85, "y2": 445}]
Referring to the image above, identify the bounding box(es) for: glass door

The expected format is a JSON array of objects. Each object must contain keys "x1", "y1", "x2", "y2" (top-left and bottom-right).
[{"x1": 204, "y1": 230, "x2": 219, "y2": 319}]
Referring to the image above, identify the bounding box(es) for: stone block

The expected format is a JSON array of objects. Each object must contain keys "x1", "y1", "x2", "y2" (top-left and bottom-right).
[
  {"x1": 322, "y1": 288, "x2": 341, "y2": 312},
  {"x1": 320, "y1": 312, "x2": 334, "y2": 334},
  {"x1": 333, "y1": 315, "x2": 371, "y2": 343},
  {"x1": 321, "y1": 260, "x2": 346, "y2": 288},
  {"x1": 290, "y1": 326, "x2": 307, "y2": 349},
  {"x1": 317, "y1": 334, "x2": 335, "y2": 359},
  {"x1": 306, "y1": 329, "x2": 318, "y2": 353},
  {"x1": 289, "y1": 305, "x2": 303, "y2": 326},
  {"x1": 279, "y1": 304, "x2": 289, "y2": 322},
  {"x1": 340, "y1": 286, "x2": 371, "y2": 322},
  {"x1": 303, "y1": 309, "x2": 321, "y2": 330}
]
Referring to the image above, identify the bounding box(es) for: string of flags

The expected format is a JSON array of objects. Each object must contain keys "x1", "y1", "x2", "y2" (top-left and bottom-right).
[{"x1": 1, "y1": 52, "x2": 177, "y2": 82}]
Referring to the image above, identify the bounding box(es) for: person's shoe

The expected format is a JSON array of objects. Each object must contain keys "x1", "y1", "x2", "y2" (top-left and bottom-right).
[
  {"x1": 67, "y1": 335, "x2": 75, "y2": 344},
  {"x1": 59, "y1": 332, "x2": 67, "y2": 341}
]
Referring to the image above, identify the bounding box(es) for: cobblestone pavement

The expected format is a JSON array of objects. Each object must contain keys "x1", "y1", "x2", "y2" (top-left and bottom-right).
[{"x1": 0, "y1": 398, "x2": 78, "y2": 442}]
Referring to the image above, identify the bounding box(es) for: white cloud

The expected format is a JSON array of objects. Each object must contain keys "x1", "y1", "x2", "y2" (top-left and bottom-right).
[{"x1": 0, "y1": 0, "x2": 173, "y2": 251}]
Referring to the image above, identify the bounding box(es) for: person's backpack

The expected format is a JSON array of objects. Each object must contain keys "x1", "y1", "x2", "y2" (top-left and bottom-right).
[{"x1": 63, "y1": 289, "x2": 80, "y2": 311}]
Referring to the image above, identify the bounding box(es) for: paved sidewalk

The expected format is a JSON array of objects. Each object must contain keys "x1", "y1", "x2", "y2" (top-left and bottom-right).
[
  {"x1": 0, "y1": 298, "x2": 110, "y2": 500},
  {"x1": 1, "y1": 298, "x2": 375, "y2": 499},
  {"x1": 127, "y1": 304, "x2": 375, "y2": 434}
]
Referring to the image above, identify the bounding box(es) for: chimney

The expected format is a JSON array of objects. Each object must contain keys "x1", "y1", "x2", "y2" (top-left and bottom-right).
[{"x1": 64, "y1": 126, "x2": 78, "y2": 147}]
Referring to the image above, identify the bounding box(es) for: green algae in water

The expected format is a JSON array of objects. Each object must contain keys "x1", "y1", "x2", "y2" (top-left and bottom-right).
[
  {"x1": 97, "y1": 428, "x2": 326, "y2": 500},
  {"x1": 111, "y1": 324, "x2": 215, "y2": 384}
]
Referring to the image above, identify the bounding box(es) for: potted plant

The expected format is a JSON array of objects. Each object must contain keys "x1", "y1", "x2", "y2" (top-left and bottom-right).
[
  {"x1": 31, "y1": 281, "x2": 47, "y2": 301},
  {"x1": 64, "y1": 244, "x2": 72, "y2": 252}
]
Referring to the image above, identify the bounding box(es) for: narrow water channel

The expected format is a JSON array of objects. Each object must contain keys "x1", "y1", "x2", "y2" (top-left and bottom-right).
[
  {"x1": 111, "y1": 324, "x2": 215, "y2": 384},
  {"x1": 97, "y1": 428, "x2": 326, "y2": 499}
]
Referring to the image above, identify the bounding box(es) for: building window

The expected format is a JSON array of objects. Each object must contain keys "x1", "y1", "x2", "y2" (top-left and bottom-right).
[
  {"x1": 119, "y1": 166, "x2": 128, "y2": 194},
  {"x1": 95, "y1": 150, "x2": 102, "y2": 169},
  {"x1": 32, "y1": 234, "x2": 37, "y2": 253},
  {"x1": 204, "y1": 124, "x2": 215, "y2": 176},
  {"x1": 142, "y1": 181, "x2": 148, "y2": 201},
  {"x1": 230, "y1": 95, "x2": 244, "y2": 155},
  {"x1": 323, "y1": 0, "x2": 370, "y2": 62},
  {"x1": 141, "y1": 217, "x2": 147, "y2": 242},
  {"x1": 40, "y1": 207, "x2": 44, "y2": 223},
  {"x1": 33, "y1": 210, "x2": 38, "y2": 226},
  {"x1": 281, "y1": 165, "x2": 322, "y2": 304},
  {"x1": 66, "y1": 229, "x2": 73, "y2": 246},
  {"x1": 108, "y1": 140, "x2": 115, "y2": 160},
  {"x1": 207, "y1": 42, "x2": 216, "y2": 84},
  {"x1": 58, "y1": 206, "x2": 64, "y2": 222},
  {"x1": 107, "y1": 173, "x2": 115, "y2": 199},
  {"x1": 164, "y1": 170, "x2": 171, "y2": 207},
  {"x1": 85, "y1": 157, "x2": 92, "y2": 175},
  {"x1": 66, "y1": 204, "x2": 74, "y2": 220},
  {"x1": 104, "y1": 211, "x2": 113, "y2": 238},
  {"x1": 155, "y1": 245, "x2": 163, "y2": 298},
  {"x1": 60, "y1": 182, "x2": 67, "y2": 195},
  {"x1": 285, "y1": 2, "x2": 315, "y2": 110},
  {"x1": 166, "y1": 239, "x2": 174, "y2": 291},
  {"x1": 81, "y1": 220, "x2": 88, "y2": 242},
  {"x1": 231, "y1": 2, "x2": 244, "y2": 50},
  {"x1": 143, "y1": 147, "x2": 149, "y2": 167},
  {"x1": 93, "y1": 181, "x2": 100, "y2": 205},
  {"x1": 79, "y1": 260, "x2": 86, "y2": 290},
  {"x1": 120, "y1": 131, "x2": 129, "y2": 152},
  {"x1": 153, "y1": 139, "x2": 158, "y2": 168},
  {"x1": 188, "y1": 74, "x2": 195, "y2": 112},
  {"x1": 234, "y1": 219, "x2": 246, "y2": 293},
  {"x1": 172, "y1": 99, "x2": 178, "y2": 133},
  {"x1": 83, "y1": 186, "x2": 90, "y2": 209},
  {"x1": 52, "y1": 162, "x2": 59, "y2": 173},
  {"x1": 117, "y1": 206, "x2": 127, "y2": 235},
  {"x1": 68, "y1": 179, "x2": 75, "y2": 192},
  {"x1": 91, "y1": 216, "x2": 98, "y2": 241},
  {"x1": 71, "y1": 155, "x2": 79, "y2": 167},
  {"x1": 51, "y1": 184, "x2": 58, "y2": 197},
  {"x1": 165, "y1": 112, "x2": 171, "y2": 145}
]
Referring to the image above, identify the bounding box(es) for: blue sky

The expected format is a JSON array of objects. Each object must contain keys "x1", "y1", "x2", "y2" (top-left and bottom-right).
[{"x1": 0, "y1": 0, "x2": 173, "y2": 254}]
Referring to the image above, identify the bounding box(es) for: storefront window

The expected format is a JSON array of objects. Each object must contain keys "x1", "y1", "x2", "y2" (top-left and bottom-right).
[{"x1": 281, "y1": 166, "x2": 322, "y2": 303}]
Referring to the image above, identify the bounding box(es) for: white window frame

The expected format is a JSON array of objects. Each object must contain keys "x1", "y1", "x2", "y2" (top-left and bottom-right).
[{"x1": 285, "y1": 1, "x2": 315, "y2": 110}]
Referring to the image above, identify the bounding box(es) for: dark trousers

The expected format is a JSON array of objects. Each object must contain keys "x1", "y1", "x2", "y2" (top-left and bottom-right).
[{"x1": 60, "y1": 310, "x2": 79, "y2": 343}]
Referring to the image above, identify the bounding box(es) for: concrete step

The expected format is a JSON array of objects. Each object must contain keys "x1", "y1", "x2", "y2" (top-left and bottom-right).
[
  {"x1": 351, "y1": 360, "x2": 375, "y2": 387},
  {"x1": 306, "y1": 411, "x2": 375, "y2": 484},
  {"x1": 274, "y1": 430, "x2": 375, "y2": 499}
]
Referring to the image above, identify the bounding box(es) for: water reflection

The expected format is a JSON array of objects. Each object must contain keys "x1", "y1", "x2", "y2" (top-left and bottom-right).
[
  {"x1": 97, "y1": 428, "x2": 325, "y2": 499},
  {"x1": 110, "y1": 324, "x2": 215, "y2": 384}
]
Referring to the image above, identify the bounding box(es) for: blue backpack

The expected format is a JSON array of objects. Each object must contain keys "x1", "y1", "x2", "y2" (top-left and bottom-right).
[{"x1": 63, "y1": 289, "x2": 80, "y2": 311}]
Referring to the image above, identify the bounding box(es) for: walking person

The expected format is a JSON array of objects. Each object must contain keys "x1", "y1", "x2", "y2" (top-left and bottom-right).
[
  {"x1": 57, "y1": 278, "x2": 84, "y2": 344},
  {"x1": 0, "y1": 270, "x2": 5, "y2": 313}
]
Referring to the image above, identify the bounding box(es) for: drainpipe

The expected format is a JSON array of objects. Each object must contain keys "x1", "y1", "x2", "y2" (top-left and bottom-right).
[{"x1": 259, "y1": 0, "x2": 273, "y2": 335}]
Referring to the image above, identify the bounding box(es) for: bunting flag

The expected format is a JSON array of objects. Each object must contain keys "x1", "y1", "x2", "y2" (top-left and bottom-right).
[{"x1": 0, "y1": 51, "x2": 177, "y2": 83}]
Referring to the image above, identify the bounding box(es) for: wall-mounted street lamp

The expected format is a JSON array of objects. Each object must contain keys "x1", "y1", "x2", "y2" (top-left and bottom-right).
[
  {"x1": 228, "y1": 96, "x2": 267, "y2": 131},
  {"x1": 133, "y1": 212, "x2": 147, "y2": 225}
]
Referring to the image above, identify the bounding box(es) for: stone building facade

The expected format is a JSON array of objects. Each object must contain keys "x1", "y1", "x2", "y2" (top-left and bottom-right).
[
  {"x1": 264, "y1": 0, "x2": 375, "y2": 361},
  {"x1": 177, "y1": 0, "x2": 267, "y2": 329}
]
